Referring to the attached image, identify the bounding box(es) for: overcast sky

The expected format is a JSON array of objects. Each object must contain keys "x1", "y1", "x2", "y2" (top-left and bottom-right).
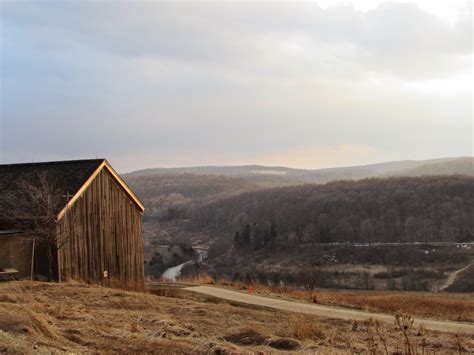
[{"x1": 1, "y1": 0, "x2": 472, "y2": 172}]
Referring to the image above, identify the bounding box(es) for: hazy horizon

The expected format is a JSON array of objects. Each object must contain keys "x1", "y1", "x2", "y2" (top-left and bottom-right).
[
  {"x1": 0, "y1": 154, "x2": 471, "y2": 175},
  {"x1": 120, "y1": 155, "x2": 470, "y2": 173},
  {"x1": 1, "y1": 0, "x2": 472, "y2": 172}
]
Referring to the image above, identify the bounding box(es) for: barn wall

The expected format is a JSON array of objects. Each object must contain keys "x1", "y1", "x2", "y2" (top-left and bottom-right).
[
  {"x1": 57, "y1": 168, "x2": 144, "y2": 290},
  {"x1": 0, "y1": 239, "x2": 10, "y2": 269}
]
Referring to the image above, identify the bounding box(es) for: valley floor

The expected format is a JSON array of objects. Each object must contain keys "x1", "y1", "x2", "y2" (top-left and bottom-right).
[{"x1": 0, "y1": 281, "x2": 473, "y2": 354}]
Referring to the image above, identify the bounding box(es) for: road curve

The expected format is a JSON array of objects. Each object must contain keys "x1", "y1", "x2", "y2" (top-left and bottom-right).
[
  {"x1": 439, "y1": 262, "x2": 473, "y2": 291},
  {"x1": 184, "y1": 286, "x2": 474, "y2": 335}
]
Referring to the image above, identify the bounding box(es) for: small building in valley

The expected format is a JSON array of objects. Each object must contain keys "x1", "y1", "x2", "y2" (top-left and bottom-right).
[{"x1": 0, "y1": 159, "x2": 145, "y2": 290}]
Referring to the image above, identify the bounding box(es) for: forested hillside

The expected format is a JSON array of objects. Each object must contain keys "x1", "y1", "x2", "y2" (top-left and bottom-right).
[
  {"x1": 127, "y1": 172, "x2": 474, "y2": 290},
  {"x1": 124, "y1": 174, "x2": 259, "y2": 220},
  {"x1": 123, "y1": 157, "x2": 474, "y2": 222},
  {"x1": 189, "y1": 176, "x2": 474, "y2": 246}
]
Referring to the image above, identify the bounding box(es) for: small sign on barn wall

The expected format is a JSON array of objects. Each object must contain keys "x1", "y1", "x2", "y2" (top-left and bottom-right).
[{"x1": 103, "y1": 270, "x2": 108, "y2": 278}]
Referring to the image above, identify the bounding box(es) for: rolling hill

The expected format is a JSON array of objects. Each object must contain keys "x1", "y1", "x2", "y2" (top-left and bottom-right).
[
  {"x1": 124, "y1": 174, "x2": 259, "y2": 219},
  {"x1": 123, "y1": 157, "x2": 474, "y2": 291},
  {"x1": 395, "y1": 157, "x2": 474, "y2": 177},
  {"x1": 124, "y1": 157, "x2": 473, "y2": 188}
]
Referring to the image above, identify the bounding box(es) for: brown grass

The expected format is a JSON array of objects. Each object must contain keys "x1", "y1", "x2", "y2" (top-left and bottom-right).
[
  {"x1": 0, "y1": 281, "x2": 473, "y2": 354},
  {"x1": 315, "y1": 291, "x2": 473, "y2": 322},
  {"x1": 148, "y1": 284, "x2": 181, "y2": 298},
  {"x1": 222, "y1": 327, "x2": 302, "y2": 350},
  {"x1": 267, "y1": 337, "x2": 301, "y2": 350},
  {"x1": 177, "y1": 273, "x2": 214, "y2": 285},
  {"x1": 223, "y1": 328, "x2": 267, "y2": 346},
  {"x1": 286, "y1": 315, "x2": 325, "y2": 341}
]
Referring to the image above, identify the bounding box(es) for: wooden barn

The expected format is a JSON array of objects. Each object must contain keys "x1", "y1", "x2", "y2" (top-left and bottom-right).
[{"x1": 0, "y1": 159, "x2": 145, "y2": 290}]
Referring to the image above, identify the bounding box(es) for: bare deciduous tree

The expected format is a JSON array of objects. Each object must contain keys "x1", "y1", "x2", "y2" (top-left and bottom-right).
[
  {"x1": 0, "y1": 172, "x2": 74, "y2": 281},
  {"x1": 297, "y1": 268, "x2": 320, "y2": 301}
]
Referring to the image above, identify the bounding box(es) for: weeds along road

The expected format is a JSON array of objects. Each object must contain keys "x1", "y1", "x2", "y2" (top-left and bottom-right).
[{"x1": 184, "y1": 286, "x2": 474, "y2": 335}]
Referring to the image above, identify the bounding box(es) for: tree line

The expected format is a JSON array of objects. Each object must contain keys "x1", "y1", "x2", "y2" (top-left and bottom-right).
[{"x1": 186, "y1": 176, "x2": 474, "y2": 246}]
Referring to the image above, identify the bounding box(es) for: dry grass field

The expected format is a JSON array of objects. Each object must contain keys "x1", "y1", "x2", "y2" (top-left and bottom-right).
[
  {"x1": 0, "y1": 281, "x2": 473, "y2": 354},
  {"x1": 178, "y1": 273, "x2": 474, "y2": 322},
  {"x1": 216, "y1": 281, "x2": 474, "y2": 322}
]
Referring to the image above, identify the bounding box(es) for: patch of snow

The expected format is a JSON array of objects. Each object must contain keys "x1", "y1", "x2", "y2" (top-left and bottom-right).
[{"x1": 251, "y1": 170, "x2": 288, "y2": 175}]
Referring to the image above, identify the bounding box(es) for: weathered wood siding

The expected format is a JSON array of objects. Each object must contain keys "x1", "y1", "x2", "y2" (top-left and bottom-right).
[{"x1": 57, "y1": 168, "x2": 144, "y2": 290}]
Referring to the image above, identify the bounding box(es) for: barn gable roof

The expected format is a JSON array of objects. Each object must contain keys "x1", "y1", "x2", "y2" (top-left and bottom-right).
[
  {"x1": 56, "y1": 160, "x2": 145, "y2": 219},
  {"x1": 0, "y1": 159, "x2": 144, "y2": 224}
]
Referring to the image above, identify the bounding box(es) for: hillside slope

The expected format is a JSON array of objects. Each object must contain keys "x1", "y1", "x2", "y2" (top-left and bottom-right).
[
  {"x1": 0, "y1": 282, "x2": 473, "y2": 353},
  {"x1": 124, "y1": 157, "x2": 473, "y2": 188},
  {"x1": 397, "y1": 157, "x2": 474, "y2": 177},
  {"x1": 192, "y1": 176, "x2": 474, "y2": 245},
  {"x1": 185, "y1": 176, "x2": 474, "y2": 291},
  {"x1": 124, "y1": 174, "x2": 259, "y2": 219}
]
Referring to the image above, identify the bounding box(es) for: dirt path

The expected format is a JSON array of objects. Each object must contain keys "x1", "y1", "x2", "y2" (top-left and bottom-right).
[
  {"x1": 184, "y1": 286, "x2": 474, "y2": 334},
  {"x1": 439, "y1": 261, "x2": 473, "y2": 291}
]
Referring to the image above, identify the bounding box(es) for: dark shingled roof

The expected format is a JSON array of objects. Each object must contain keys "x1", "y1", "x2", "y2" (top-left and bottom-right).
[{"x1": 0, "y1": 159, "x2": 105, "y2": 227}]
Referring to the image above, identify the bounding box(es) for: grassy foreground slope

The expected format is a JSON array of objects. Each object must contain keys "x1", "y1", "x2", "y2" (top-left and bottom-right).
[{"x1": 1, "y1": 282, "x2": 473, "y2": 354}]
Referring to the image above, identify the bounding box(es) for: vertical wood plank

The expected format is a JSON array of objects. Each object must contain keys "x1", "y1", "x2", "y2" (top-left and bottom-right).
[{"x1": 57, "y1": 168, "x2": 144, "y2": 290}]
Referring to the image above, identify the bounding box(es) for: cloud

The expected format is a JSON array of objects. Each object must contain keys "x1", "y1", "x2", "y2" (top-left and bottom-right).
[
  {"x1": 2, "y1": 1, "x2": 470, "y2": 75},
  {"x1": 0, "y1": 1, "x2": 472, "y2": 171}
]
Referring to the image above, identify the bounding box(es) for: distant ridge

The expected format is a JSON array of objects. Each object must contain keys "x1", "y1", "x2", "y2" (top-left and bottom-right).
[
  {"x1": 124, "y1": 157, "x2": 473, "y2": 187},
  {"x1": 125, "y1": 164, "x2": 307, "y2": 177},
  {"x1": 394, "y1": 157, "x2": 474, "y2": 177}
]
